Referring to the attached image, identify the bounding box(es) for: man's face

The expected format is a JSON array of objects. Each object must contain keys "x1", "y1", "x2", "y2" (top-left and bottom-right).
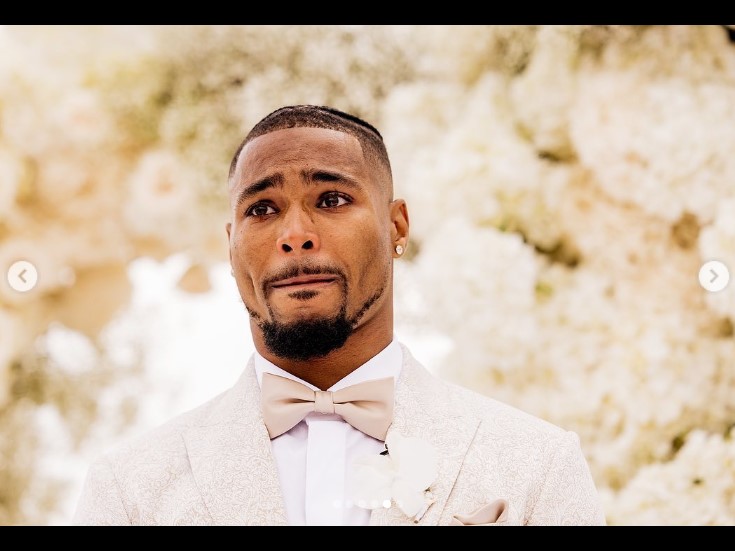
[{"x1": 226, "y1": 127, "x2": 407, "y2": 360}]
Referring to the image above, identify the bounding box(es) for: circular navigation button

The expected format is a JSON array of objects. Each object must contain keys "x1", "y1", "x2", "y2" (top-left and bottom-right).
[
  {"x1": 7, "y1": 260, "x2": 39, "y2": 293},
  {"x1": 698, "y1": 260, "x2": 730, "y2": 293}
]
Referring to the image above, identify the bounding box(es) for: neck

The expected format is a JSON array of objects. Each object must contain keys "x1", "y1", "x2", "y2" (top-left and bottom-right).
[{"x1": 252, "y1": 316, "x2": 393, "y2": 390}]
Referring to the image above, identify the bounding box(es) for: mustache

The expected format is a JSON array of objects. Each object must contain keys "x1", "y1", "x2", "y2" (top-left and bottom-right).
[{"x1": 262, "y1": 262, "x2": 346, "y2": 295}]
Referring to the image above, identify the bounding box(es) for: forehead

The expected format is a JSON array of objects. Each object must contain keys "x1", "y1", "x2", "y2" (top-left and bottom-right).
[{"x1": 231, "y1": 127, "x2": 369, "y2": 190}]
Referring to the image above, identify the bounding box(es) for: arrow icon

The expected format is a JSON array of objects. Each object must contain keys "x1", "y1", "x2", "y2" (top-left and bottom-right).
[
  {"x1": 699, "y1": 261, "x2": 730, "y2": 293},
  {"x1": 6, "y1": 260, "x2": 38, "y2": 292}
]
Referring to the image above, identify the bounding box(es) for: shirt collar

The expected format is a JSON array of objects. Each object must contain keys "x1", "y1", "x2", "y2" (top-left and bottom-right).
[{"x1": 253, "y1": 338, "x2": 403, "y2": 392}]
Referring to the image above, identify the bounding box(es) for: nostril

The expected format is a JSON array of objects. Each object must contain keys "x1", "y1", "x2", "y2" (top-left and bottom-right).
[
  {"x1": 282, "y1": 244, "x2": 293, "y2": 252},
  {"x1": 302, "y1": 240, "x2": 313, "y2": 250}
]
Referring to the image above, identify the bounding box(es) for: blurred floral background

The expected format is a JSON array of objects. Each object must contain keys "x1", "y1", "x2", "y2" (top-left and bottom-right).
[{"x1": 1, "y1": 25, "x2": 734, "y2": 526}]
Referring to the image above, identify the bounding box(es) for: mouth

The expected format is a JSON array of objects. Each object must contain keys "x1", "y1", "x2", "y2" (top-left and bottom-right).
[{"x1": 270, "y1": 275, "x2": 339, "y2": 291}]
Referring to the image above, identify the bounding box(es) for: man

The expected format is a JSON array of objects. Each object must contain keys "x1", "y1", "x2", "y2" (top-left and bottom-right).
[{"x1": 73, "y1": 105, "x2": 606, "y2": 526}]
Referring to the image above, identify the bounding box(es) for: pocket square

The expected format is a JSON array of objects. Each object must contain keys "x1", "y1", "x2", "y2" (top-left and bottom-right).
[{"x1": 450, "y1": 499, "x2": 509, "y2": 526}]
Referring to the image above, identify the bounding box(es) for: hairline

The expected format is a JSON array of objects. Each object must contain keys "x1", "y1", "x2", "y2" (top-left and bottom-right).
[{"x1": 228, "y1": 106, "x2": 394, "y2": 199}]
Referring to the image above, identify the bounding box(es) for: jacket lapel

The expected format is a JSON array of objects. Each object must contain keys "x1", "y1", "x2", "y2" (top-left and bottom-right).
[
  {"x1": 370, "y1": 345, "x2": 480, "y2": 526},
  {"x1": 183, "y1": 359, "x2": 288, "y2": 525}
]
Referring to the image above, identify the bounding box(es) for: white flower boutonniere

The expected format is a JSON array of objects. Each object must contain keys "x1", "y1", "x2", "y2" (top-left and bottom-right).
[{"x1": 350, "y1": 432, "x2": 438, "y2": 522}]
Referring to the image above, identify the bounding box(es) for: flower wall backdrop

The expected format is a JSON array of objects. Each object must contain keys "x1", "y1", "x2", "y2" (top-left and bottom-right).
[{"x1": 0, "y1": 25, "x2": 733, "y2": 525}]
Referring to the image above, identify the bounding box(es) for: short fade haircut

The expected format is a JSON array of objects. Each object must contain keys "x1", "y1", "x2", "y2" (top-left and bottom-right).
[{"x1": 228, "y1": 105, "x2": 393, "y2": 197}]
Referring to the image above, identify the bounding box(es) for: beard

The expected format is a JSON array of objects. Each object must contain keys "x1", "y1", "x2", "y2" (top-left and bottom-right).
[
  {"x1": 255, "y1": 279, "x2": 387, "y2": 362},
  {"x1": 260, "y1": 303, "x2": 354, "y2": 361},
  {"x1": 246, "y1": 258, "x2": 390, "y2": 361}
]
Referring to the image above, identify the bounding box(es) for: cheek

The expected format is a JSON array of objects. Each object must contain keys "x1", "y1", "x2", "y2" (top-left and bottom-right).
[
  {"x1": 232, "y1": 224, "x2": 265, "y2": 260},
  {"x1": 231, "y1": 231, "x2": 264, "y2": 293},
  {"x1": 352, "y1": 223, "x2": 390, "y2": 280}
]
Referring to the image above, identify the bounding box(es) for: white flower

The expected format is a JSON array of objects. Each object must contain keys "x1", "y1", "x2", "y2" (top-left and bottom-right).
[{"x1": 350, "y1": 432, "x2": 438, "y2": 520}]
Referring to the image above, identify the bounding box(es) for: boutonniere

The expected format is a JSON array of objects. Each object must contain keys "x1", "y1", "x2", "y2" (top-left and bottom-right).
[{"x1": 350, "y1": 432, "x2": 438, "y2": 523}]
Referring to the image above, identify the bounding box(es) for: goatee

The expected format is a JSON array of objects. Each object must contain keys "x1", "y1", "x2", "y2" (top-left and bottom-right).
[
  {"x1": 260, "y1": 308, "x2": 353, "y2": 361},
  {"x1": 258, "y1": 280, "x2": 386, "y2": 361},
  {"x1": 253, "y1": 259, "x2": 389, "y2": 361}
]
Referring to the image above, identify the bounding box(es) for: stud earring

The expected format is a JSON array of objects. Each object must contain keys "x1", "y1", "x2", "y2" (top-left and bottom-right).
[
  {"x1": 395, "y1": 245, "x2": 404, "y2": 255},
  {"x1": 230, "y1": 268, "x2": 235, "y2": 277}
]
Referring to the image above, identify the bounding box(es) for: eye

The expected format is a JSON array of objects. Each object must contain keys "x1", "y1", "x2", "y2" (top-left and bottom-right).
[
  {"x1": 245, "y1": 202, "x2": 277, "y2": 217},
  {"x1": 317, "y1": 191, "x2": 351, "y2": 209}
]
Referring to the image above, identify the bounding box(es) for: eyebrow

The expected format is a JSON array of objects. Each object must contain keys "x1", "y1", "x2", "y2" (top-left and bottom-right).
[
  {"x1": 235, "y1": 174, "x2": 285, "y2": 209},
  {"x1": 304, "y1": 169, "x2": 363, "y2": 191},
  {"x1": 235, "y1": 169, "x2": 363, "y2": 209}
]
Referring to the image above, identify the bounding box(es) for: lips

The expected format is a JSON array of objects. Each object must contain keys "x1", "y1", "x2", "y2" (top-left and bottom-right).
[{"x1": 270, "y1": 275, "x2": 338, "y2": 289}]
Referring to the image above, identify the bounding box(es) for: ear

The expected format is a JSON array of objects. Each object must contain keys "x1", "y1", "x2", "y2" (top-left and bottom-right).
[
  {"x1": 389, "y1": 199, "x2": 409, "y2": 258},
  {"x1": 225, "y1": 222, "x2": 233, "y2": 266}
]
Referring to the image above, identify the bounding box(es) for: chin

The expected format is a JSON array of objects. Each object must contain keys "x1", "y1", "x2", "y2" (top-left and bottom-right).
[
  {"x1": 281, "y1": 308, "x2": 342, "y2": 325},
  {"x1": 272, "y1": 298, "x2": 343, "y2": 321}
]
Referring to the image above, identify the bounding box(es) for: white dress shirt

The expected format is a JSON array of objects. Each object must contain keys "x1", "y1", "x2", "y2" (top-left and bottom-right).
[{"x1": 254, "y1": 339, "x2": 402, "y2": 526}]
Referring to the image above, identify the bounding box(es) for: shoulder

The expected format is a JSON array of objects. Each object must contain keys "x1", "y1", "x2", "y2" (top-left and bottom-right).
[
  {"x1": 74, "y1": 365, "x2": 263, "y2": 524},
  {"x1": 400, "y1": 343, "x2": 567, "y2": 441},
  {"x1": 93, "y1": 377, "x2": 241, "y2": 481},
  {"x1": 442, "y1": 376, "x2": 567, "y2": 440},
  {"x1": 398, "y1": 346, "x2": 605, "y2": 524},
  {"x1": 398, "y1": 343, "x2": 583, "y2": 471},
  {"x1": 434, "y1": 375, "x2": 584, "y2": 471}
]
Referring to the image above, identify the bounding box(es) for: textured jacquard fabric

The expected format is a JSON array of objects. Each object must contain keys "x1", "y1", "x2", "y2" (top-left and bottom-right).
[{"x1": 72, "y1": 343, "x2": 606, "y2": 525}]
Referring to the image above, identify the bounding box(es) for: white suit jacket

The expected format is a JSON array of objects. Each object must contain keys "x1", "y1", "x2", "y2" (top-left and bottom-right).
[{"x1": 72, "y1": 344, "x2": 606, "y2": 525}]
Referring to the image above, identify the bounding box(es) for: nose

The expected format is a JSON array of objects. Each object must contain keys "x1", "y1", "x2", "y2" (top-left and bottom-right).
[{"x1": 276, "y1": 207, "x2": 320, "y2": 254}]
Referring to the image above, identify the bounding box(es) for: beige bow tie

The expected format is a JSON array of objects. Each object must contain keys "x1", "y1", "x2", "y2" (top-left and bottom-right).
[{"x1": 260, "y1": 372, "x2": 394, "y2": 441}]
